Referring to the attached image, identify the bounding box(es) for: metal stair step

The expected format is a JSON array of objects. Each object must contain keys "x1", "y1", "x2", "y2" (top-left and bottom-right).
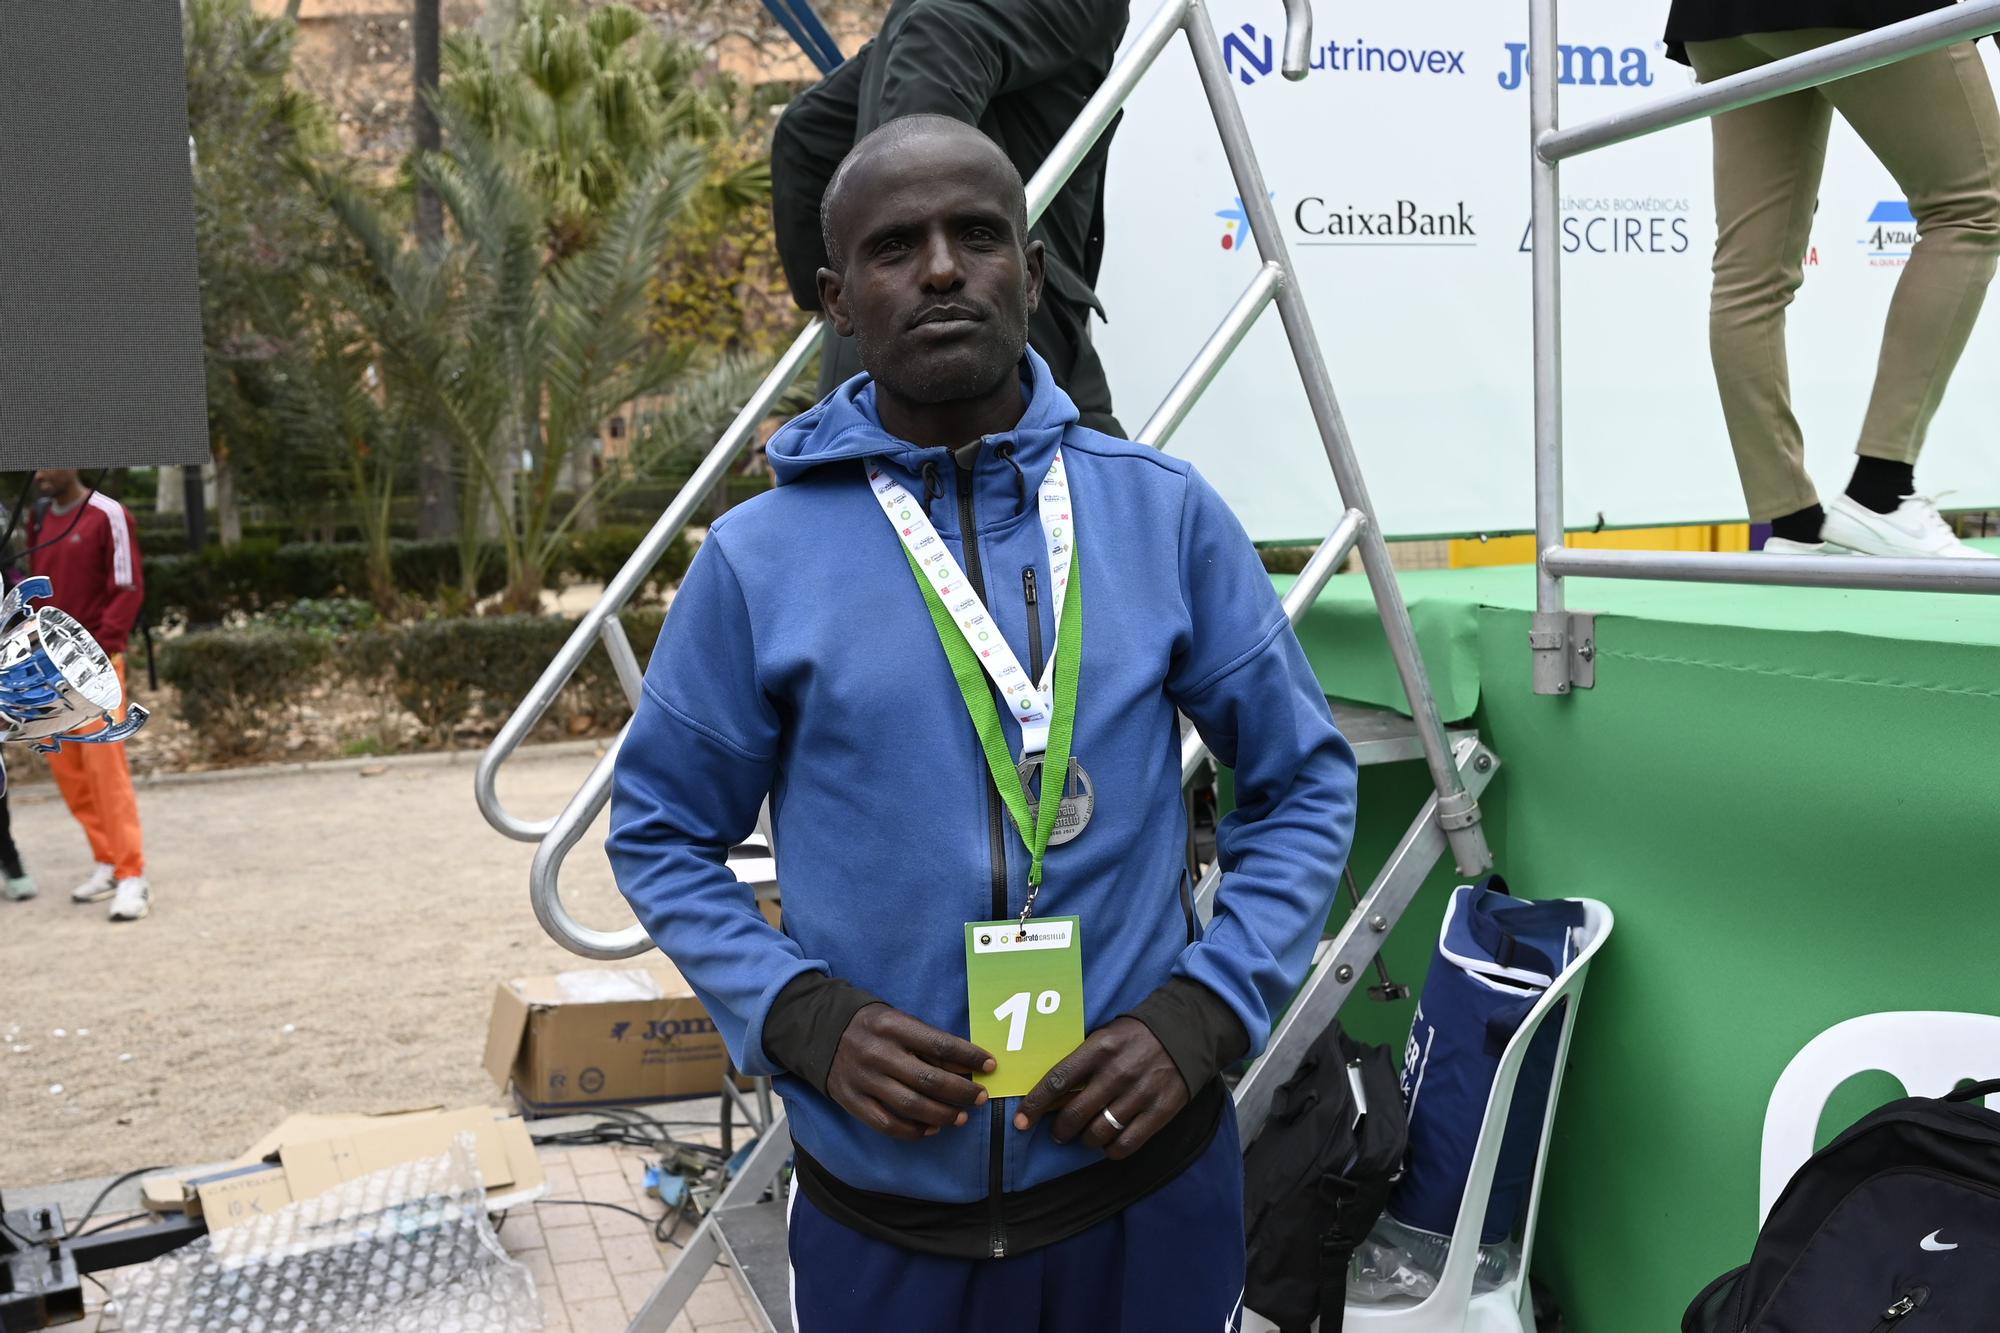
[
  {"x1": 1330, "y1": 700, "x2": 1475, "y2": 767},
  {"x1": 715, "y1": 1198, "x2": 793, "y2": 1332}
]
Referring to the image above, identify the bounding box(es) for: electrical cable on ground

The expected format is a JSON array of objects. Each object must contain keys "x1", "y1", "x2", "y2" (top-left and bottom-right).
[{"x1": 66, "y1": 1165, "x2": 168, "y2": 1240}]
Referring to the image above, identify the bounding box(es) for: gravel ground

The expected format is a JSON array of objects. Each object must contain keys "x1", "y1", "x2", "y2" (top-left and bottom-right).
[{"x1": 0, "y1": 745, "x2": 649, "y2": 1190}]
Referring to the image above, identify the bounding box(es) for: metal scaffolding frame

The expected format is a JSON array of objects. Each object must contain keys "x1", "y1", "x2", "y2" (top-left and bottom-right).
[
  {"x1": 1527, "y1": 0, "x2": 2000, "y2": 695},
  {"x1": 475, "y1": 1, "x2": 1507, "y2": 1326}
]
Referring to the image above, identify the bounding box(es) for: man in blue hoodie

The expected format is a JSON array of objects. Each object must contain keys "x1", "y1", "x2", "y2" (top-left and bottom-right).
[{"x1": 609, "y1": 115, "x2": 1355, "y2": 1330}]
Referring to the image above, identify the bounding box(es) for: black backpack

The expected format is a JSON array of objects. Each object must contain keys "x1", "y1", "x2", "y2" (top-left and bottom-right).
[
  {"x1": 1244, "y1": 1022, "x2": 1407, "y2": 1333},
  {"x1": 1685, "y1": 1079, "x2": 2000, "y2": 1332}
]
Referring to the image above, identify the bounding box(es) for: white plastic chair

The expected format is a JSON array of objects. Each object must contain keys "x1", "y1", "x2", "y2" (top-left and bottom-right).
[
  {"x1": 1758, "y1": 1011, "x2": 2000, "y2": 1224},
  {"x1": 1247, "y1": 898, "x2": 1613, "y2": 1333}
]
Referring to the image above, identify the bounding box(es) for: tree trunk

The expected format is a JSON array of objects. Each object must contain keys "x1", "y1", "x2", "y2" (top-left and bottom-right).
[
  {"x1": 155, "y1": 464, "x2": 184, "y2": 516},
  {"x1": 412, "y1": 0, "x2": 442, "y2": 248},
  {"x1": 215, "y1": 447, "x2": 242, "y2": 547},
  {"x1": 501, "y1": 566, "x2": 544, "y2": 615},
  {"x1": 568, "y1": 438, "x2": 599, "y2": 531},
  {"x1": 412, "y1": 0, "x2": 458, "y2": 541}
]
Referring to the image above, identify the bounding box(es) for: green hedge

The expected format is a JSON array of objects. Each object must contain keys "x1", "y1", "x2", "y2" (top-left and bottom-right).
[
  {"x1": 146, "y1": 529, "x2": 690, "y2": 626},
  {"x1": 162, "y1": 608, "x2": 670, "y2": 754},
  {"x1": 157, "y1": 629, "x2": 331, "y2": 754},
  {"x1": 146, "y1": 539, "x2": 500, "y2": 626}
]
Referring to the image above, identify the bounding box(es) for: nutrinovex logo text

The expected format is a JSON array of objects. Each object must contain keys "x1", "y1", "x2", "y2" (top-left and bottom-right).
[{"x1": 1223, "y1": 24, "x2": 1468, "y2": 86}]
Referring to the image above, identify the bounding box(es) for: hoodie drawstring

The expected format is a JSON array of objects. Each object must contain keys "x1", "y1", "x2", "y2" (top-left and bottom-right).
[
  {"x1": 995, "y1": 442, "x2": 1027, "y2": 508},
  {"x1": 920, "y1": 460, "x2": 942, "y2": 518}
]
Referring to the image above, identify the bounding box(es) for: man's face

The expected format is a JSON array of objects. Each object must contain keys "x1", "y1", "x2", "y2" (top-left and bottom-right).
[
  {"x1": 818, "y1": 135, "x2": 1044, "y2": 407},
  {"x1": 34, "y1": 469, "x2": 78, "y2": 497}
]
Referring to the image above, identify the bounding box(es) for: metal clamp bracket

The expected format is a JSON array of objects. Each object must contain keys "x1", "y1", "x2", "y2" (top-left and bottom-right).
[{"x1": 1530, "y1": 609, "x2": 1596, "y2": 695}]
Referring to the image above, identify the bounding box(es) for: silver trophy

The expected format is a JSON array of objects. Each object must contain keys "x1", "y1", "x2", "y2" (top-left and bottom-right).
[{"x1": 0, "y1": 576, "x2": 149, "y2": 793}]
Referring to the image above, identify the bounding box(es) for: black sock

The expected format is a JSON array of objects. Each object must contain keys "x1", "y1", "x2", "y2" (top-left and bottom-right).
[
  {"x1": 1770, "y1": 504, "x2": 1825, "y2": 545},
  {"x1": 1845, "y1": 457, "x2": 1915, "y2": 515}
]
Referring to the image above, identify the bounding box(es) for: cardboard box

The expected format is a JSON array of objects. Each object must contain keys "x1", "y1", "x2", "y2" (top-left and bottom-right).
[
  {"x1": 485, "y1": 964, "x2": 738, "y2": 1116},
  {"x1": 143, "y1": 1106, "x2": 544, "y2": 1229}
]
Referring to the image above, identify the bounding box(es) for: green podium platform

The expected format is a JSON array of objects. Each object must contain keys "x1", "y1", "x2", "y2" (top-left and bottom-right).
[{"x1": 1286, "y1": 544, "x2": 2000, "y2": 1326}]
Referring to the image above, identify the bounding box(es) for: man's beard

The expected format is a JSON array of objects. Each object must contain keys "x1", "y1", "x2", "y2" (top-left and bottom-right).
[{"x1": 859, "y1": 307, "x2": 1029, "y2": 406}]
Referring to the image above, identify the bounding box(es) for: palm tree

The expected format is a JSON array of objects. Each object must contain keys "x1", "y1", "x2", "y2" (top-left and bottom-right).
[
  {"x1": 431, "y1": 0, "x2": 777, "y2": 533},
  {"x1": 315, "y1": 106, "x2": 775, "y2": 611}
]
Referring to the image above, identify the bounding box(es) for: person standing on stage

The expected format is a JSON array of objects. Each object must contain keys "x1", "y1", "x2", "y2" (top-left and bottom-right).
[
  {"x1": 1667, "y1": 1, "x2": 2000, "y2": 558},
  {"x1": 770, "y1": 0, "x2": 1131, "y2": 435},
  {"x1": 610, "y1": 117, "x2": 1354, "y2": 1328},
  {"x1": 27, "y1": 469, "x2": 151, "y2": 922}
]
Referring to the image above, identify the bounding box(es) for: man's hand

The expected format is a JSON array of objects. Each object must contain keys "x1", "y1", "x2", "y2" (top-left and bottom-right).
[
  {"x1": 1013, "y1": 1017, "x2": 1188, "y2": 1160},
  {"x1": 826, "y1": 1004, "x2": 996, "y2": 1141}
]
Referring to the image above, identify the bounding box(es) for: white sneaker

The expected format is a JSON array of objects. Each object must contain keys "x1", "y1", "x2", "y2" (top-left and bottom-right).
[
  {"x1": 1822, "y1": 493, "x2": 1996, "y2": 559},
  {"x1": 70, "y1": 863, "x2": 116, "y2": 904},
  {"x1": 4, "y1": 874, "x2": 35, "y2": 902},
  {"x1": 108, "y1": 877, "x2": 150, "y2": 922},
  {"x1": 1762, "y1": 537, "x2": 1829, "y2": 555}
]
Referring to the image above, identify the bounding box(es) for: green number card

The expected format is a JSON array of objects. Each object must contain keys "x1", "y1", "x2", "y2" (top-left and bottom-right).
[{"x1": 964, "y1": 916, "x2": 1086, "y2": 1099}]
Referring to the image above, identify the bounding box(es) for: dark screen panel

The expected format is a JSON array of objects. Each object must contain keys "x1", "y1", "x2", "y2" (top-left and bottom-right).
[{"x1": 0, "y1": 0, "x2": 211, "y2": 467}]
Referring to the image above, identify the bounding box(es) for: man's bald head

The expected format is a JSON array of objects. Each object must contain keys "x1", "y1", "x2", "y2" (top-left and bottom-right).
[
  {"x1": 819, "y1": 115, "x2": 1028, "y2": 273},
  {"x1": 812, "y1": 112, "x2": 1045, "y2": 418}
]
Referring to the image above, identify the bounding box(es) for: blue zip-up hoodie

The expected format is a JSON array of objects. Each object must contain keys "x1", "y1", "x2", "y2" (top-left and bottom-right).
[{"x1": 608, "y1": 350, "x2": 1356, "y2": 1203}]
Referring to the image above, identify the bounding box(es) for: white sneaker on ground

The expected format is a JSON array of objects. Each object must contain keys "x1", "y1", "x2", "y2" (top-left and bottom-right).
[
  {"x1": 70, "y1": 863, "x2": 116, "y2": 903},
  {"x1": 4, "y1": 874, "x2": 35, "y2": 901},
  {"x1": 1822, "y1": 493, "x2": 1996, "y2": 559},
  {"x1": 1762, "y1": 537, "x2": 1829, "y2": 555},
  {"x1": 108, "y1": 877, "x2": 150, "y2": 922}
]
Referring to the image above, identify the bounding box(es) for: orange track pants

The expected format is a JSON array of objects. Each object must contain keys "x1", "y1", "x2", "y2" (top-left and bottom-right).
[{"x1": 45, "y1": 654, "x2": 144, "y2": 879}]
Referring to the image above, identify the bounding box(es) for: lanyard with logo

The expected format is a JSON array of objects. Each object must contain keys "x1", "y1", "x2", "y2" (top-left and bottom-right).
[
  {"x1": 870, "y1": 449, "x2": 1088, "y2": 1097},
  {"x1": 869, "y1": 451, "x2": 1073, "y2": 756}
]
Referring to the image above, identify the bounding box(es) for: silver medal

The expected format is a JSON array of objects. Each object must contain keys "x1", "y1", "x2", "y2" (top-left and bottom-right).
[{"x1": 1017, "y1": 754, "x2": 1094, "y2": 844}]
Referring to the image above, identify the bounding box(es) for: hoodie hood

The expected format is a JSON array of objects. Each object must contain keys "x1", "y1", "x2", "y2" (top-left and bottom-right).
[{"x1": 765, "y1": 346, "x2": 1079, "y2": 491}]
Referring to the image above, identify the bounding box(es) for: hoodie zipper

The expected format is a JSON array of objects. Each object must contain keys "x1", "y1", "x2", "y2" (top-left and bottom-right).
[
  {"x1": 1869, "y1": 1286, "x2": 1928, "y2": 1331},
  {"x1": 956, "y1": 449, "x2": 1013, "y2": 1260},
  {"x1": 1022, "y1": 568, "x2": 1045, "y2": 679}
]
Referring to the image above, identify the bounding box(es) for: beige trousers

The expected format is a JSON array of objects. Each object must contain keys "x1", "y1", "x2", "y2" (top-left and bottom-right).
[{"x1": 1688, "y1": 32, "x2": 2000, "y2": 520}]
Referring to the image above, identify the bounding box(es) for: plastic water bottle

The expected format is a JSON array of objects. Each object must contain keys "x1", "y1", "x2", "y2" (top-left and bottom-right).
[{"x1": 1369, "y1": 1215, "x2": 1519, "y2": 1294}]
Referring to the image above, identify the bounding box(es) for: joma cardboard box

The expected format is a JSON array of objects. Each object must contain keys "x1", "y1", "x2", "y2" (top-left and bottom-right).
[
  {"x1": 484, "y1": 965, "x2": 736, "y2": 1116},
  {"x1": 141, "y1": 1106, "x2": 545, "y2": 1230}
]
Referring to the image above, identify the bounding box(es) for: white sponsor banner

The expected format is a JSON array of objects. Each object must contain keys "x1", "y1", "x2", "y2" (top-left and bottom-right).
[{"x1": 1096, "y1": 0, "x2": 2000, "y2": 540}]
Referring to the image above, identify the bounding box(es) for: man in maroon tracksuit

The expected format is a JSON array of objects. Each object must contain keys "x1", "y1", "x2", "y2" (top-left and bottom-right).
[{"x1": 27, "y1": 469, "x2": 150, "y2": 922}]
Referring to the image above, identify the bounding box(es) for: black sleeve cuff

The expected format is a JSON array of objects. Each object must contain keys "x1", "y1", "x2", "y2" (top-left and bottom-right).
[
  {"x1": 762, "y1": 973, "x2": 882, "y2": 1095},
  {"x1": 1125, "y1": 977, "x2": 1251, "y2": 1099}
]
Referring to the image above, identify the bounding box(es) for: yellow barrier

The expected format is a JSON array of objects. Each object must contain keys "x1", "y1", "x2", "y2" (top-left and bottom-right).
[{"x1": 1448, "y1": 524, "x2": 1750, "y2": 568}]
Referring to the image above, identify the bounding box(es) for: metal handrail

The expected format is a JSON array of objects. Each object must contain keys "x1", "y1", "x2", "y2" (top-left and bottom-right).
[
  {"x1": 1541, "y1": 1, "x2": 2000, "y2": 163},
  {"x1": 1545, "y1": 546, "x2": 2000, "y2": 593},
  {"x1": 474, "y1": 323, "x2": 823, "y2": 840},
  {"x1": 1181, "y1": 507, "x2": 1364, "y2": 788},
  {"x1": 1528, "y1": 0, "x2": 2000, "y2": 695},
  {"x1": 1184, "y1": 0, "x2": 1489, "y2": 873},
  {"x1": 1139, "y1": 261, "x2": 1285, "y2": 449},
  {"x1": 1278, "y1": 0, "x2": 1312, "y2": 80}
]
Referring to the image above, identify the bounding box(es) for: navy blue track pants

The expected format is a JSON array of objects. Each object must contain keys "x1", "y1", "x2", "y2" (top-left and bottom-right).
[{"x1": 787, "y1": 1107, "x2": 1245, "y2": 1332}]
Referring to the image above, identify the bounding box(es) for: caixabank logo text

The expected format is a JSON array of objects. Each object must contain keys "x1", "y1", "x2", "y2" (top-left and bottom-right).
[{"x1": 1216, "y1": 193, "x2": 1477, "y2": 251}]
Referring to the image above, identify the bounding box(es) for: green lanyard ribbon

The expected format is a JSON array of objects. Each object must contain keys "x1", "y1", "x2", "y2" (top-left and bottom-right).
[{"x1": 902, "y1": 544, "x2": 1081, "y2": 911}]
